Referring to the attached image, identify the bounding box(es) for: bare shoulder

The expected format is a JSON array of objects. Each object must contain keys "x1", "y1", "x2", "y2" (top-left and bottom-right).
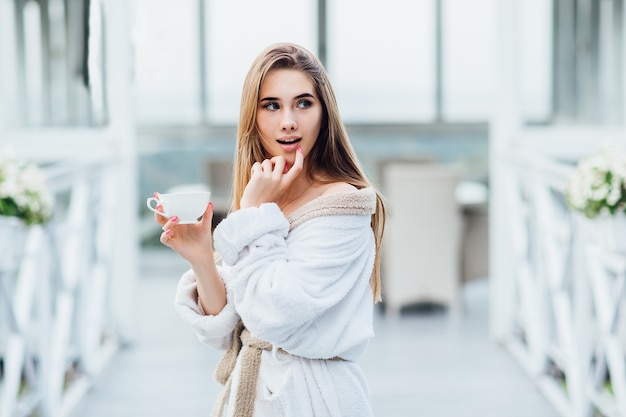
[{"x1": 320, "y1": 182, "x2": 358, "y2": 196}]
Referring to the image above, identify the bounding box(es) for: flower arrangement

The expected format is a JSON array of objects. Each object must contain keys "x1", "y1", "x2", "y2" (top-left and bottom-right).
[
  {"x1": 0, "y1": 146, "x2": 53, "y2": 225},
  {"x1": 565, "y1": 141, "x2": 626, "y2": 219}
]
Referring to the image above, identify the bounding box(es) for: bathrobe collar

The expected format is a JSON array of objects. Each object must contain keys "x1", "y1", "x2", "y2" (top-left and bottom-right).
[{"x1": 286, "y1": 186, "x2": 377, "y2": 231}]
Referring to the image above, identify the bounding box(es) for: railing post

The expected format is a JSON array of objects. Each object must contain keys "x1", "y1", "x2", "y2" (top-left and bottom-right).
[{"x1": 0, "y1": 226, "x2": 46, "y2": 417}]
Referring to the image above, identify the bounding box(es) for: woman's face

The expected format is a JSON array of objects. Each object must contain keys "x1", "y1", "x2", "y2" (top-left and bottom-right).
[{"x1": 256, "y1": 69, "x2": 322, "y2": 165}]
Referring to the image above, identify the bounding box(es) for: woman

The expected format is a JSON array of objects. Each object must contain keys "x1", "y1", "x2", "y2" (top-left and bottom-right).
[{"x1": 156, "y1": 43, "x2": 386, "y2": 417}]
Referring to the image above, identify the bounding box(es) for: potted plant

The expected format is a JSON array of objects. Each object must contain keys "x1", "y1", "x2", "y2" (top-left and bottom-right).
[{"x1": 565, "y1": 140, "x2": 626, "y2": 251}]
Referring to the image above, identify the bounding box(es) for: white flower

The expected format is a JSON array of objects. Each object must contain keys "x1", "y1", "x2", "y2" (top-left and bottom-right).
[
  {"x1": 0, "y1": 146, "x2": 53, "y2": 225},
  {"x1": 608, "y1": 187, "x2": 621, "y2": 206},
  {"x1": 566, "y1": 139, "x2": 626, "y2": 219},
  {"x1": 592, "y1": 184, "x2": 610, "y2": 201}
]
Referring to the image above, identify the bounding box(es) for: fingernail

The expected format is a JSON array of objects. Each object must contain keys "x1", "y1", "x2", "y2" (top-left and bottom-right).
[
  {"x1": 153, "y1": 191, "x2": 159, "y2": 198},
  {"x1": 171, "y1": 216, "x2": 178, "y2": 223},
  {"x1": 297, "y1": 146, "x2": 302, "y2": 152},
  {"x1": 284, "y1": 164, "x2": 289, "y2": 173},
  {"x1": 165, "y1": 229, "x2": 171, "y2": 235},
  {"x1": 209, "y1": 202, "x2": 214, "y2": 209},
  {"x1": 156, "y1": 205, "x2": 163, "y2": 211}
]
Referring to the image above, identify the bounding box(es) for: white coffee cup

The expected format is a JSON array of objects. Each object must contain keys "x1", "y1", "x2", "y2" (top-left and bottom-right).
[{"x1": 146, "y1": 191, "x2": 211, "y2": 224}]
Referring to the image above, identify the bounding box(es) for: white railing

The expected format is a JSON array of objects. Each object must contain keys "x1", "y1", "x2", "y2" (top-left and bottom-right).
[
  {"x1": 0, "y1": 160, "x2": 127, "y2": 417},
  {"x1": 500, "y1": 148, "x2": 626, "y2": 417}
]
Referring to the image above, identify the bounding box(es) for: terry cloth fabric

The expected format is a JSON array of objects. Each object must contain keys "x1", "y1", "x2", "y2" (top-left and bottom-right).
[
  {"x1": 211, "y1": 320, "x2": 345, "y2": 417},
  {"x1": 175, "y1": 187, "x2": 378, "y2": 417}
]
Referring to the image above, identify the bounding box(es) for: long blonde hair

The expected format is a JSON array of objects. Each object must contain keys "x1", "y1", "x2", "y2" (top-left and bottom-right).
[{"x1": 231, "y1": 43, "x2": 386, "y2": 302}]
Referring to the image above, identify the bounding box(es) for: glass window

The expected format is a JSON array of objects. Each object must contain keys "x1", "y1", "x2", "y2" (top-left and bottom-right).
[
  {"x1": 442, "y1": 0, "x2": 496, "y2": 121},
  {"x1": 132, "y1": 0, "x2": 201, "y2": 125},
  {"x1": 204, "y1": 0, "x2": 318, "y2": 124},
  {"x1": 23, "y1": 1, "x2": 45, "y2": 126},
  {"x1": 520, "y1": 0, "x2": 552, "y2": 121},
  {"x1": 327, "y1": 0, "x2": 436, "y2": 123},
  {"x1": 443, "y1": 0, "x2": 552, "y2": 122}
]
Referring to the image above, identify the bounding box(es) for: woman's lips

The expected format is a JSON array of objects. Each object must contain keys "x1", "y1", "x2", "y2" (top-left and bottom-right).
[{"x1": 277, "y1": 137, "x2": 301, "y2": 152}]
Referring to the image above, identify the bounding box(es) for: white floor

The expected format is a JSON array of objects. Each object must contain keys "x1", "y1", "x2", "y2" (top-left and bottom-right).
[{"x1": 68, "y1": 248, "x2": 559, "y2": 417}]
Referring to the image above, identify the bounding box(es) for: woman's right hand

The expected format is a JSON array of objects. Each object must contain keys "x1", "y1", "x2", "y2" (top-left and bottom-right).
[
  {"x1": 154, "y1": 197, "x2": 215, "y2": 266},
  {"x1": 155, "y1": 196, "x2": 226, "y2": 315}
]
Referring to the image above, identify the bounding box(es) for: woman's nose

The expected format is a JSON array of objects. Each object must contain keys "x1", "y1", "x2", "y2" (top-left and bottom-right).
[{"x1": 280, "y1": 110, "x2": 297, "y2": 131}]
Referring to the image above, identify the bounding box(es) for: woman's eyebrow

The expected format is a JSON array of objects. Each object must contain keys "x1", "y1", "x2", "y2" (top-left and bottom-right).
[{"x1": 260, "y1": 93, "x2": 315, "y2": 102}]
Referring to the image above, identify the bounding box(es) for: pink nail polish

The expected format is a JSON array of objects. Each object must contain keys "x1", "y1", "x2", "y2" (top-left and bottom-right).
[
  {"x1": 171, "y1": 216, "x2": 178, "y2": 223},
  {"x1": 297, "y1": 146, "x2": 302, "y2": 152},
  {"x1": 153, "y1": 192, "x2": 158, "y2": 198},
  {"x1": 165, "y1": 229, "x2": 171, "y2": 235}
]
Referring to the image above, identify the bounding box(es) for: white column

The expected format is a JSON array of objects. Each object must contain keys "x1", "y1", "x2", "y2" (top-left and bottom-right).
[
  {"x1": 0, "y1": 0, "x2": 20, "y2": 129},
  {"x1": 103, "y1": 0, "x2": 139, "y2": 342},
  {"x1": 623, "y1": 0, "x2": 626, "y2": 123},
  {"x1": 489, "y1": 0, "x2": 523, "y2": 341}
]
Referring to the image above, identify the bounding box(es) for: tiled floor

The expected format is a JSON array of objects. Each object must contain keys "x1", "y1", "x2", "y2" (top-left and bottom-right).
[{"x1": 68, "y1": 248, "x2": 558, "y2": 417}]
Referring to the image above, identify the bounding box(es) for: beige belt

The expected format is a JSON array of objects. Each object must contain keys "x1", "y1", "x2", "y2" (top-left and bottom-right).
[{"x1": 210, "y1": 321, "x2": 343, "y2": 417}]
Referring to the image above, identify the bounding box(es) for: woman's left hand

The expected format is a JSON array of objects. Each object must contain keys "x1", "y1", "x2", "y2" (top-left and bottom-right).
[{"x1": 240, "y1": 147, "x2": 304, "y2": 209}]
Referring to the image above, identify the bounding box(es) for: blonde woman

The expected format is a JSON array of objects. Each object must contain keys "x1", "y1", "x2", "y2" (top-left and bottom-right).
[{"x1": 156, "y1": 43, "x2": 386, "y2": 417}]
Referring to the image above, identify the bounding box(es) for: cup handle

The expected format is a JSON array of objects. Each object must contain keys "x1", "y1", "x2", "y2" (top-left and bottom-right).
[{"x1": 146, "y1": 197, "x2": 168, "y2": 219}]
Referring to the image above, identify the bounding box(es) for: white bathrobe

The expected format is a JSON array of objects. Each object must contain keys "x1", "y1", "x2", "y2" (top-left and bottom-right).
[{"x1": 175, "y1": 187, "x2": 377, "y2": 417}]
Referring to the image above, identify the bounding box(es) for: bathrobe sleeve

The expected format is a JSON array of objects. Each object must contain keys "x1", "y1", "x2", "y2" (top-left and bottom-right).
[
  {"x1": 213, "y1": 202, "x2": 375, "y2": 360},
  {"x1": 174, "y1": 267, "x2": 241, "y2": 350}
]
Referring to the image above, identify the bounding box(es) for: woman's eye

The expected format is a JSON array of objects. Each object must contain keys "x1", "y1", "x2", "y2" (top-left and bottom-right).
[
  {"x1": 263, "y1": 102, "x2": 280, "y2": 110},
  {"x1": 297, "y1": 100, "x2": 313, "y2": 109}
]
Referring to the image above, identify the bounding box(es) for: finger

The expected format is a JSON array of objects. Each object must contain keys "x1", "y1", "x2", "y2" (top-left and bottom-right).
[
  {"x1": 251, "y1": 162, "x2": 262, "y2": 176},
  {"x1": 283, "y1": 146, "x2": 304, "y2": 183},
  {"x1": 199, "y1": 202, "x2": 214, "y2": 226},
  {"x1": 160, "y1": 228, "x2": 172, "y2": 246},
  {"x1": 261, "y1": 159, "x2": 273, "y2": 173},
  {"x1": 161, "y1": 215, "x2": 179, "y2": 231},
  {"x1": 154, "y1": 204, "x2": 168, "y2": 226},
  {"x1": 270, "y1": 156, "x2": 286, "y2": 176},
  {"x1": 293, "y1": 146, "x2": 304, "y2": 169}
]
